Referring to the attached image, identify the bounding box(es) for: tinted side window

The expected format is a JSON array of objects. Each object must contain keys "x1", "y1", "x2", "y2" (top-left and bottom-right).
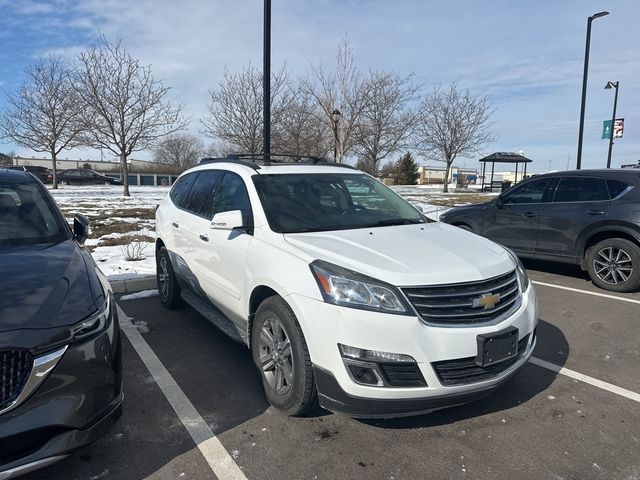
[
  {"x1": 607, "y1": 180, "x2": 629, "y2": 199},
  {"x1": 211, "y1": 173, "x2": 252, "y2": 225},
  {"x1": 553, "y1": 177, "x2": 608, "y2": 202},
  {"x1": 170, "y1": 173, "x2": 197, "y2": 209},
  {"x1": 186, "y1": 171, "x2": 224, "y2": 218},
  {"x1": 503, "y1": 178, "x2": 555, "y2": 204}
]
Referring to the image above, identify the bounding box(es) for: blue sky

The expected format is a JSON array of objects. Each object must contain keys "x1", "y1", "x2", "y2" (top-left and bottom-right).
[{"x1": 1, "y1": 0, "x2": 638, "y2": 172}]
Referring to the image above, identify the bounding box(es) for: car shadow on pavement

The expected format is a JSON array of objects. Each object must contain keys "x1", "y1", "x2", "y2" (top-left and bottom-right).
[
  {"x1": 521, "y1": 258, "x2": 591, "y2": 282},
  {"x1": 358, "y1": 318, "x2": 568, "y2": 429}
]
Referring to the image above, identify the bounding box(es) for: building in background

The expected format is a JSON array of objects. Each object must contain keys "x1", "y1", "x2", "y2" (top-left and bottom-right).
[
  {"x1": 11, "y1": 156, "x2": 179, "y2": 186},
  {"x1": 416, "y1": 165, "x2": 478, "y2": 185}
]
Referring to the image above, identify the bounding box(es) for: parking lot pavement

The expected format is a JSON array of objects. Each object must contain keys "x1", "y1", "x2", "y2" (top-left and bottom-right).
[
  {"x1": 22, "y1": 334, "x2": 217, "y2": 480},
  {"x1": 113, "y1": 279, "x2": 639, "y2": 480},
  {"x1": 24, "y1": 268, "x2": 640, "y2": 480}
]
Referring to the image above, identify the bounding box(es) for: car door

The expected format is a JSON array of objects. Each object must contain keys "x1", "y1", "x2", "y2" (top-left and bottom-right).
[
  {"x1": 178, "y1": 170, "x2": 225, "y2": 296},
  {"x1": 535, "y1": 176, "x2": 610, "y2": 262},
  {"x1": 162, "y1": 172, "x2": 198, "y2": 281},
  {"x1": 191, "y1": 172, "x2": 253, "y2": 328},
  {"x1": 481, "y1": 176, "x2": 556, "y2": 256}
]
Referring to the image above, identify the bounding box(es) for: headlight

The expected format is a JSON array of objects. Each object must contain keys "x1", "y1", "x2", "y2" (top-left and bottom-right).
[
  {"x1": 504, "y1": 248, "x2": 530, "y2": 292},
  {"x1": 70, "y1": 294, "x2": 112, "y2": 342},
  {"x1": 310, "y1": 260, "x2": 409, "y2": 314}
]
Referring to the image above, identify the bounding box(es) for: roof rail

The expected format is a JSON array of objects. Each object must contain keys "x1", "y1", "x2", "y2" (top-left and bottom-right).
[{"x1": 198, "y1": 154, "x2": 355, "y2": 170}]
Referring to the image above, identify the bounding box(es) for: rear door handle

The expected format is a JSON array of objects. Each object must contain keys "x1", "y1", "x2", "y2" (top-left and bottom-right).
[
  {"x1": 586, "y1": 210, "x2": 605, "y2": 216},
  {"x1": 199, "y1": 234, "x2": 209, "y2": 242},
  {"x1": 523, "y1": 211, "x2": 539, "y2": 218},
  {"x1": 172, "y1": 222, "x2": 179, "y2": 228}
]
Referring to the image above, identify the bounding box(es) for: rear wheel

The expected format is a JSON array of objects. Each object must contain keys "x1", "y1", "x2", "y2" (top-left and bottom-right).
[
  {"x1": 156, "y1": 247, "x2": 181, "y2": 308},
  {"x1": 586, "y1": 238, "x2": 640, "y2": 292},
  {"x1": 251, "y1": 296, "x2": 317, "y2": 416},
  {"x1": 58, "y1": 180, "x2": 68, "y2": 186}
]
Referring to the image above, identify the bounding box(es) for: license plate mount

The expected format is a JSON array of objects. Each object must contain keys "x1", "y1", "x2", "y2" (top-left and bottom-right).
[{"x1": 475, "y1": 326, "x2": 519, "y2": 367}]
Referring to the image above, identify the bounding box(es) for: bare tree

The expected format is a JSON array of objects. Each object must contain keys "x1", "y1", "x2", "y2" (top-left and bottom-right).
[
  {"x1": 76, "y1": 37, "x2": 185, "y2": 196},
  {"x1": 154, "y1": 133, "x2": 203, "y2": 173},
  {"x1": 415, "y1": 84, "x2": 495, "y2": 192},
  {"x1": 302, "y1": 37, "x2": 370, "y2": 162},
  {"x1": 0, "y1": 55, "x2": 86, "y2": 187},
  {"x1": 274, "y1": 86, "x2": 331, "y2": 158},
  {"x1": 353, "y1": 71, "x2": 421, "y2": 172},
  {"x1": 202, "y1": 65, "x2": 289, "y2": 155}
]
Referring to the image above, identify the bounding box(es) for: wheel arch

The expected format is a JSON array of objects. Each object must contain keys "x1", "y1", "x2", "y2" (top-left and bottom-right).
[
  {"x1": 579, "y1": 225, "x2": 640, "y2": 269},
  {"x1": 247, "y1": 285, "x2": 281, "y2": 348}
]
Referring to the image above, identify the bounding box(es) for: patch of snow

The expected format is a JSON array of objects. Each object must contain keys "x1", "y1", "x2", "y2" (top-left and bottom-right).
[
  {"x1": 547, "y1": 395, "x2": 556, "y2": 400},
  {"x1": 93, "y1": 243, "x2": 156, "y2": 281},
  {"x1": 132, "y1": 320, "x2": 150, "y2": 334},
  {"x1": 120, "y1": 289, "x2": 159, "y2": 301}
]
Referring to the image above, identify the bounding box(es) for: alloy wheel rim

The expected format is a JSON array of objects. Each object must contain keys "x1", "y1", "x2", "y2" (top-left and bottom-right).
[
  {"x1": 258, "y1": 316, "x2": 294, "y2": 395},
  {"x1": 593, "y1": 246, "x2": 633, "y2": 285},
  {"x1": 158, "y1": 257, "x2": 170, "y2": 298}
]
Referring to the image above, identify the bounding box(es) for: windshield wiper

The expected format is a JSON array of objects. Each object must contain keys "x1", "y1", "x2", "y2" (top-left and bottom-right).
[{"x1": 368, "y1": 218, "x2": 425, "y2": 228}]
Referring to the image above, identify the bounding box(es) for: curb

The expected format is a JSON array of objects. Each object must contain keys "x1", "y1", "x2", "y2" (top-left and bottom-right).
[{"x1": 109, "y1": 275, "x2": 157, "y2": 294}]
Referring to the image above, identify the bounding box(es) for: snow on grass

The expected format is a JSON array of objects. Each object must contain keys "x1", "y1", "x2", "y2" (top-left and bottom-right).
[
  {"x1": 92, "y1": 242, "x2": 156, "y2": 281},
  {"x1": 120, "y1": 289, "x2": 159, "y2": 301}
]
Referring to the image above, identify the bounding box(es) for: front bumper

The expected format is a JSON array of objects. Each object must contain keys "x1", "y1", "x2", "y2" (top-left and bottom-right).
[
  {"x1": 0, "y1": 307, "x2": 123, "y2": 477},
  {"x1": 285, "y1": 284, "x2": 538, "y2": 417}
]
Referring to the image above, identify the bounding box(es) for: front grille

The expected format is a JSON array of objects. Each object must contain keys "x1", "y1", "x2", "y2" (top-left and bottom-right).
[
  {"x1": 402, "y1": 270, "x2": 520, "y2": 325},
  {"x1": 378, "y1": 363, "x2": 427, "y2": 387},
  {"x1": 0, "y1": 349, "x2": 33, "y2": 411},
  {"x1": 432, "y1": 334, "x2": 530, "y2": 386}
]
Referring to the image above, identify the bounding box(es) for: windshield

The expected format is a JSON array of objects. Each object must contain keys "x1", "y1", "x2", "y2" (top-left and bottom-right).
[
  {"x1": 0, "y1": 181, "x2": 68, "y2": 247},
  {"x1": 253, "y1": 173, "x2": 427, "y2": 233}
]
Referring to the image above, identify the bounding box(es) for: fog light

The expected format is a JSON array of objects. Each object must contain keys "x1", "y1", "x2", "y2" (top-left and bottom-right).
[
  {"x1": 338, "y1": 344, "x2": 415, "y2": 363},
  {"x1": 348, "y1": 365, "x2": 381, "y2": 386}
]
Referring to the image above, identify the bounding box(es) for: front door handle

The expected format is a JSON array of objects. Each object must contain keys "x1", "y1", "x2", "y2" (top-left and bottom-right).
[
  {"x1": 172, "y1": 222, "x2": 179, "y2": 228},
  {"x1": 523, "y1": 211, "x2": 539, "y2": 218},
  {"x1": 199, "y1": 234, "x2": 209, "y2": 242},
  {"x1": 586, "y1": 210, "x2": 605, "y2": 216}
]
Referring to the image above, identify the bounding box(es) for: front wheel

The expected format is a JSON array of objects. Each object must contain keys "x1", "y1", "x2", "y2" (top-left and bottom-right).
[
  {"x1": 156, "y1": 247, "x2": 181, "y2": 308},
  {"x1": 251, "y1": 296, "x2": 317, "y2": 416},
  {"x1": 586, "y1": 238, "x2": 640, "y2": 292}
]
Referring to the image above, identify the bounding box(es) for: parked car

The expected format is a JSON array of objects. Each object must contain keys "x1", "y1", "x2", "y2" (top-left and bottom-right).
[
  {"x1": 0, "y1": 168, "x2": 122, "y2": 478},
  {"x1": 57, "y1": 168, "x2": 123, "y2": 186},
  {"x1": 155, "y1": 156, "x2": 538, "y2": 418},
  {"x1": 8, "y1": 165, "x2": 53, "y2": 184},
  {"x1": 440, "y1": 169, "x2": 640, "y2": 292}
]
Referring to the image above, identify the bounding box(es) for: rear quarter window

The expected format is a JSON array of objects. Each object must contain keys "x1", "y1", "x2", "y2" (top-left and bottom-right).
[
  {"x1": 607, "y1": 179, "x2": 629, "y2": 199},
  {"x1": 169, "y1": 173, "x2": 197, "y2": 209}
]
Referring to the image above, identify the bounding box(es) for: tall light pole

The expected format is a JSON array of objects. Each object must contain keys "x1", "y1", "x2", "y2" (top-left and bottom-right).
[
  {"x1": 331, "y1": 109, "x2": 341, "y2": 162},
  {"x1": 263, "y1": 0, "x2": 271, "y2": 160},
  {"x1": 576, "y1": 11, "x2": 609, "y2": 170},
  {"x1": 605, "y1": 81, "x2": 619, "y2": 169}
]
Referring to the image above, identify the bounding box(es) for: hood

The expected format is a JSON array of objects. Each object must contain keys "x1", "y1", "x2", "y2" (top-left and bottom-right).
[
  {"x1": 0, "y1": 240, "x2": 101, "y2": 332},
  {"x1": 284, "y1": 222, "x2": 514, "y2": 286}
]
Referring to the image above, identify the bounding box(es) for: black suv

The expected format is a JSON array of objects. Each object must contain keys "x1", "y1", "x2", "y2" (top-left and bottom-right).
[
  {"x1": 440, "y1": 169, "x2": 640, "y2": 292},
  {"x1": 0, "y1": 169, "x2": 122, "y2": 477},
  {"x1": 8, "y1": 165, "x2": 53, "y2": 184}
]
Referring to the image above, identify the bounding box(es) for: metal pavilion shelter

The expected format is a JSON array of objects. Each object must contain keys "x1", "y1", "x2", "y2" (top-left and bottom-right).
[{"x1": 479, "y1": 152, "x2": 533, "y2": 192}]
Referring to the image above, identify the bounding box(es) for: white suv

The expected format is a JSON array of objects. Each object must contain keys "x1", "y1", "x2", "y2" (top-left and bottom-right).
[{"x1": 155, "y1": 157, "x2": 538, "y2": 418}]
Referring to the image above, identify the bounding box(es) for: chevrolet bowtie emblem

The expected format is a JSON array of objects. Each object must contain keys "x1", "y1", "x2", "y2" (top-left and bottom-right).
[{"x1": 472, "y1": 292, "x2": 501, "y2": 309}]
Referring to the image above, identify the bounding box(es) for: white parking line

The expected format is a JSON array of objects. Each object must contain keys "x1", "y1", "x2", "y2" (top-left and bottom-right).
[
  {"x1": 529, "y1": 356, "x2": 640, "y2": 404},
  {"x1": 532, "y1": 280, "x2": 640, "y2": 305},
  {"x1": 117, "y1": 305, "x2": 247, "y2": 480}
]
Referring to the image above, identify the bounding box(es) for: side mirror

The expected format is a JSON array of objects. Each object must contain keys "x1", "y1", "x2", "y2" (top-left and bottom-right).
[
  {"x1": 496, "y1": 196, "x2": 504, "y2": 209},
  {"x1": 211, "y1": 210, "x2": 244, "y2": 230},
  {"x1": 73, "y1": 213, "x2": 90, "y2": 244}
]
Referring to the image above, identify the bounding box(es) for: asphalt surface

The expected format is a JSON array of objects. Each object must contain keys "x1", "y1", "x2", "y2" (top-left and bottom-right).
[{"x1": 23, "y1": 262, "x2": 640, "y2": 480}]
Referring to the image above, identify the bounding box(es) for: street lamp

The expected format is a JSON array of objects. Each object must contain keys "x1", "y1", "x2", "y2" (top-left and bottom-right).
[
  {"x1": 331, "y1": 109, "x2": 342, "y2": 162},
  {"x1": 576, "y1": 11, "x2": 609, "y2": 170},
  {"x1": 605, "y1": 81, "x2": 619, "y2": 169}
]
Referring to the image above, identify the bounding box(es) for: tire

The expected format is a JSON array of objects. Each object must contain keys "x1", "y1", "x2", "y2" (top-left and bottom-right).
[
  {"x1": 251, "y1": 296, "x2": 318, "y2": 416},
  {"x1": 58, "y1": 180, "x2": 68, "y2": 186},
  {"x1": 156, "y1": 247, "x2": 182, "y2": 308},
  {"x1": 586, "y1": 238, "x2": 640, "y2": 293}
]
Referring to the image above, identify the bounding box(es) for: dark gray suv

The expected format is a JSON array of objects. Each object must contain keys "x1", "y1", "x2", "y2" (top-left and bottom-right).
[{"x1": 440, "y1": 169, "x2": 640, "y2": 292}]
